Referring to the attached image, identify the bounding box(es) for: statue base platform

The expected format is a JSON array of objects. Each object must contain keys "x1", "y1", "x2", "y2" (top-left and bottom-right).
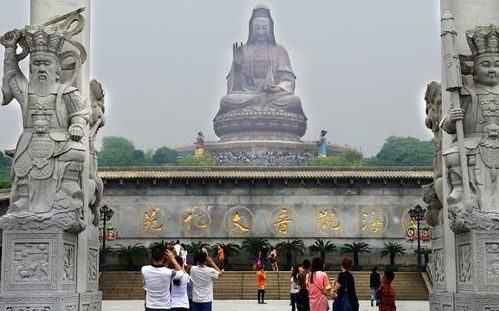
[
  {"x1": 175, "y1": 140, "x2": 353, "y2": 166},
  {"x1": 213, "y1": 109, "x2": 307, "y2": 142},
  {"x1": 429, "y1": 229, "x2": 499, "y2": 311},
  {"x1": 0, "y1": 229, "x2": 102, "y2": 310}
]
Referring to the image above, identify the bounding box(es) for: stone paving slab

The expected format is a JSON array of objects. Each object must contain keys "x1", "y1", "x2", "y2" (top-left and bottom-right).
[{"x1": 103, "y1": 300, "x2": 429, "y2": 311}]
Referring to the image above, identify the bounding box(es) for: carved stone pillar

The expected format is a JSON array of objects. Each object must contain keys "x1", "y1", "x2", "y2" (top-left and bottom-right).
[
  {"x1": 430, "y1": 1, "x2": 499, "y2": 310},
  {"x1": 0, "y1": 1, "x2": 101, "y2": 310}
]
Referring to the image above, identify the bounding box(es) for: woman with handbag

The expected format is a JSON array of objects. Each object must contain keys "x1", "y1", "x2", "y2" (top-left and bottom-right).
[
  {"x1": 306, "y1": 258, "x2": 332, "y2": 311},
  {"x1": 332, "y1": 258, "x2": 359, "y2": 311}
]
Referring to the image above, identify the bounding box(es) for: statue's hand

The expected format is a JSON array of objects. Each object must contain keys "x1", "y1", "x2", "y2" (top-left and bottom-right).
[
  {"x1": 69, "y1": 125, "x2": 84, "y2": 141},
  {"x1": 233, "y1": 42, "x2": 244, "y2": 66},
  {"x1": 259, "y1": 83, "x2": 281, "y2": 94},
  {"x1": 0, "y1": 29, "x2": 22, "y2": 48},
  {"x1": 449, "y1": 107, "x2": 464, "y2": 122}
]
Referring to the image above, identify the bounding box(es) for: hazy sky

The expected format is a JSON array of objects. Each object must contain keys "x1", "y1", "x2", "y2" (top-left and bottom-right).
[{"x1": 0, "y1": 1, "x2": 441, "y2": 156}]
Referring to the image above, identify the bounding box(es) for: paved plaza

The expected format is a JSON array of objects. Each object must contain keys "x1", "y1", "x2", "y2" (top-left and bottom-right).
[{"x1": 103, "y1": 300, "x2": 429, "y2": 311}]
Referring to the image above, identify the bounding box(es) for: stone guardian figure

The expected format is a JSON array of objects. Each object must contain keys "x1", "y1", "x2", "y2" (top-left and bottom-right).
[
  {"x1": 441, "y1": 24, "x2": 499, "y2": 231},
  {"x1": 0, "y1": 11, "x2": 88, "y2": 233}
]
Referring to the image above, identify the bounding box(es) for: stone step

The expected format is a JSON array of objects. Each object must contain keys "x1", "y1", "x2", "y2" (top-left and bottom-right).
[{"x1": 99, "y1": 271, "x2": 429, "y2": 300}]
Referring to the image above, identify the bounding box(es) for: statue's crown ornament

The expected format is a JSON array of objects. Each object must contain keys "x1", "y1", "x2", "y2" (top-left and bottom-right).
[
  {"x1": 24, "y1": 25, "x2": 67, "y2": 55},
  {"x1": 466, "y1": 24, "x2": 499, "y2": 58}
]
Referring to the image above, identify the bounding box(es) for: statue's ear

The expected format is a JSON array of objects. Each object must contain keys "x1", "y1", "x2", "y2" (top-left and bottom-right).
[{"x1": 459, "y1": 54, "x2": 474, "y2": 75}]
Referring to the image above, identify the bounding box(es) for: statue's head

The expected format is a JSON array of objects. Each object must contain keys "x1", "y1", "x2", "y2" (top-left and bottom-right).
[
  {"x1": 466, "y1": 25, "x2": 499, "y2": 86},
  {"x1": 247, "y1": 4, "x2": 276, "y2": 45},
  {"x1": 24, "y1": 25, "x2": 68, "y2": 86},
  {"x1": 473, "y1": 54, "x2": 499, "y2": 86},
  {"x1": 30, "y1": 52, "x2": 60, "y2": 84}
]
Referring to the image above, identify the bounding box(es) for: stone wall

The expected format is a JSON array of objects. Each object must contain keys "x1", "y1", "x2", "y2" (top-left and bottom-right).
[{"x1": 100, "y1": 167, "x2": 432, "y2": 266}]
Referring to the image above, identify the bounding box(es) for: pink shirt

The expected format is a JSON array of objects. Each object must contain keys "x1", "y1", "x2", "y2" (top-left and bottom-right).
[{"x1": 306, "y1": 271, "x2": 330, "y2": 311}]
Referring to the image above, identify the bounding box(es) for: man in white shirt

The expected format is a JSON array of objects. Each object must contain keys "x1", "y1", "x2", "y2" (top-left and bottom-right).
[
  {"x1": 190, "y1": 251, "x2": 222, "y2": 311},
  {"x1": 141, "y1": 246, "x2": 184, "y2": 311}
]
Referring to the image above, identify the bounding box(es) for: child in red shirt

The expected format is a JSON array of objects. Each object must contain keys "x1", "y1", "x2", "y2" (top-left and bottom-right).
[{"x1": 376, "y1": 270, "x2": 396, "y2": 311}]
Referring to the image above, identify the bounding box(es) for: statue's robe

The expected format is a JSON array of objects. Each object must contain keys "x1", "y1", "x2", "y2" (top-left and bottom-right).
[{"x1": 217, "y1": 44, "x2": 306, "y2": 118}]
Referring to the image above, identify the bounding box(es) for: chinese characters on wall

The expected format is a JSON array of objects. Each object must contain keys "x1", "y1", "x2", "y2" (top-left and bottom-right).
[{"x1": 107, "y1": 204, "x2": 432, "y2": 238}]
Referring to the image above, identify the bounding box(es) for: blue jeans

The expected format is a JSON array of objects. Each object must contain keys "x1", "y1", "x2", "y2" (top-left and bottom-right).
[
  {"x1": 371, "y1": 287, "x2": 378, "y2": 303},
  {"x1": 191, "y1": 301, "x2": 212, "y2": 311}
]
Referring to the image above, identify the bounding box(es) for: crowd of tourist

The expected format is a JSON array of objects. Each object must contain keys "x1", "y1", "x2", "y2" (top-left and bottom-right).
[
  {"x1": 213, "y1": 151, "x2": 312, "y2": 166},
  {"x1": 141, "y1": 241, "x2": 397, "y2": 311},
  {"x1": 250, "y1": 246, "x2": 397, "y2": 311}
]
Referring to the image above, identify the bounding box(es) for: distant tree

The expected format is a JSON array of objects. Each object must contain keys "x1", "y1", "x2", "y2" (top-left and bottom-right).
[
  {"x1": 153, "y1": 147, "x2": 179, "y2": 165},
  {"x1": 380, "y1": 242, "x2": 406, "y2": 266},
  {"x1": 177, "y1": 155, "x2": 214, "y2": 166},
  {"x1": 0, "y1": 180, "x2": 11, "y2": 189},
  {"x1": 241, "y1": 237, "x2": 271, "y2": 257},
  {"x1": 0, "y1": 151, "x2": 12, "y2": 167},
  {"x1": 148, "y1": 240, "x2": 175, "y2": 251},
  {"x1": 98, "y1": 136, "x2": 136, "y2": 166},
  {"x1": 0, "y1": 152, "x2": 12, "y2": 183},
  {"x1": 414, "y1": 247, "x2": 432, "y2": 265},
  {"x1": 114, "y1": 243, "x2": 148, "y2": 271},
  {"x1": 340, "y1": 242, "x2": 371, "y2": 266},
  {"x1": 308, "y1": 238, "x2": 337, "y2": 264},
  {"x1": 308, "y1": 150, "x2": 365, "y2": 167},
  {"x1": 369, "y1": 136, "x2": 435, "y2": 166},
  {"x1": 185, "y1": 241, "x2": 210, "y2": 256},
  {"x1": 101, "y1": 136, "x2": 135, "y2": 151},
  {"x1": 276, "y1": 239, "x2": 305, "y2": 268}
]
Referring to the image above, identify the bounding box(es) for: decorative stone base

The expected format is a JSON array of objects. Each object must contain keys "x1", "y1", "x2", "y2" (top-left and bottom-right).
[
  {"x1": 0, "y1": 230, "x2": 101, "y2": 310},
  {"x1": 430, "y1": 292, "x2": 499, "y2": 311},
  {"x1": 0, "y1": 294, "x2": 80, "y2": 311},
  {"x1": 1, "y1": 230, "x2": 77, "y2": 293},
  {"x1": 214, "y1": 109, "x2": 307, "y2": 141},
  {"x1": 456, "y1": 231, "x2": 499, "y2": 293},
  {"x1": 430, "y1": 230, "x2": 499, "y2": 311}
]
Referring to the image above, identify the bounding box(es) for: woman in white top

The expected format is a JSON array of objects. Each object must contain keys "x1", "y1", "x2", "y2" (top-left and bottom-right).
[
  {"x1": 171, "y1": 256, "x2": 191, "y2": 311},
  {"x1": 290, "y1": 264, "x2": 300, "y2": 311}
]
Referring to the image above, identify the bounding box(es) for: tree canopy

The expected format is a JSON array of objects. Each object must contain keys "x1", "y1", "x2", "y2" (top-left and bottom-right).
[
  {"x1": 308, "y1": 150, "x2": 365, "y2": 167},
  {"x1": 0, "y1": 152, "x2": 12, "y2": 187},
  {"x1": 97, "y1": 136, "x2": 178, "y2": 167},
  {"x1": 368, "y1": 136, "x2": 434, "y2": 166}
]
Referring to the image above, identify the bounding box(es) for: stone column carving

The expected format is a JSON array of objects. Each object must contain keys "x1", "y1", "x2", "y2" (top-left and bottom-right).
[
  {"x1": 0, "y1": 6, "x2": 102, "y2": 311},
  {"x1": 430, "y1": 1, "x2": 499, "y2": 310}
]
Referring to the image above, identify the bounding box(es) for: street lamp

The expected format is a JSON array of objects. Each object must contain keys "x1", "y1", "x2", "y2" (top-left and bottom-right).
[
  {"x1": 409, "y1": 204, "x2": 426, "y2": 272},
  {"x1": 99, "y1": 204, "x2": 114, "y2": 271}
]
